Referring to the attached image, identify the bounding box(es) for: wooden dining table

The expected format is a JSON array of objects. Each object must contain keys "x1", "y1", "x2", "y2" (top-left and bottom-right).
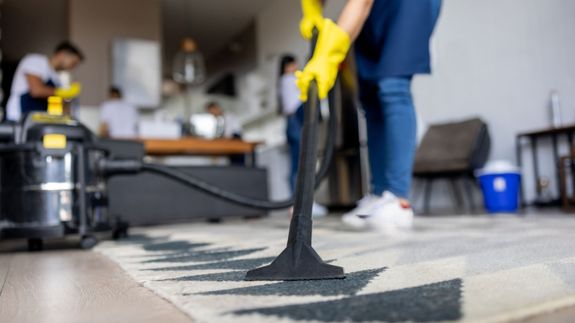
[{"x1": 140, "y1": 137, "x2": 262, "y2": 165}]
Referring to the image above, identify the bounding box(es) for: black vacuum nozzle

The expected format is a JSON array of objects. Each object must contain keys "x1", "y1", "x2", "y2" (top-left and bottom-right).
[
  {"x1": 245, "y1": 242, "x2": 344, "y2": 281},
  {"x1": 245, "y1": 80, "x2": 345, "y2": 281},
  {"x1": 246, "y1": 30, "x2": 345, "y2": 281}
]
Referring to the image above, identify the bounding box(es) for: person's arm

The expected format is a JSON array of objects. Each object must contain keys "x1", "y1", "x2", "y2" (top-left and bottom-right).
[
  {"x1": 280, "y1": 76, "x2": 302, "y2": 115},
  {"x1": 300, "y1": 0, "x2": 373, "y2": 41},
  {"x1": 337, "y1": 0, "x2": 374, "y2": 41},
  {"x1": 25, "y1": 74, "x2": 56, "y2": 98},
  {"x1": 99, "y1": 104, "x2": 111, "y2": 138},
  {"x1": 295, "y1": 0, "x2": 374, "y2": 101},
  {"x1": 25, "y1": 73, "x2": 82, "y2": 101},
  {"x1": 99, "y1": 122, "x2": 110, "y2": 138}
]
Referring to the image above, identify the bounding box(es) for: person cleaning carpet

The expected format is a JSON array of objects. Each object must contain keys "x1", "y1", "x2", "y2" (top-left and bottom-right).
[{"x1": 296, "y1": 0, "x2": 441, "y2": 232}]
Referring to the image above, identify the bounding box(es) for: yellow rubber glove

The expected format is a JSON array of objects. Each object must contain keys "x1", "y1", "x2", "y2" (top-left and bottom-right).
[
  {"x1": 54, "y1": 82, "x2": 82, "y2": 100},
  {"x1": 300, "y1": 0, "x2": 323, "y2": 40},
  {"x1": 296, "y1": 19, "x2": 351, "y2": 101}
]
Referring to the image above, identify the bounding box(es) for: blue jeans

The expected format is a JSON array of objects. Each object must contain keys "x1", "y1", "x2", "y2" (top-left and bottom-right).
[
  {"x1": 359, "y1": 77, "x2": 417, "y2": 199},
  {"x1": 286, "y1": 105, "x2": 305, "y2": 192}
]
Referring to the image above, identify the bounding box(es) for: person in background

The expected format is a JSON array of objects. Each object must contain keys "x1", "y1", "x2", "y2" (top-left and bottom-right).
[
  {"x1": 205, "y1": 101, "x2": 242, "y2": 139},
  {"x1": 296, "y1": 0, "x2": 441, "y2": 231},
  {"x1": 205, "y1": 101, "x2": 245, "y2": 165},
  {"x1": 99, "y1": 87, "x2": 139, "y2": 139},
  {"x1": 6, "y1": 41, "x2": 84, "y2": 121},
  {"x1": 278, "y1": 54, "x2": 328, "y2": 218}
]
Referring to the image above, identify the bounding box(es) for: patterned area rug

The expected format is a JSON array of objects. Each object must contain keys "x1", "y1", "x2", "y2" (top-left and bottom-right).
[{"x1": 97, "y1": 215, "x2": 575, "y2": 322}]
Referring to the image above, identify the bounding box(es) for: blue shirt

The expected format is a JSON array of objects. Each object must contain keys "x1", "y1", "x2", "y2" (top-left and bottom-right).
[{"x1": 354, "y1": 0, "x2": 442, "y2": 80}]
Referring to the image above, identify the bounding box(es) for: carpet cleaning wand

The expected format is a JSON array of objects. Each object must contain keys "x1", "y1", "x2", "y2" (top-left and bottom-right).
[
  {"x1": 244, "y1": 81, "x2": 345, "y2": 281},
  {"x1": 244, "y1": 29, "x2": 345, "y2": 281}
]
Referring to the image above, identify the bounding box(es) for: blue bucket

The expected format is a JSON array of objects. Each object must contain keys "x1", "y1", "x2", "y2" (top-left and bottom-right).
[{"x1": 478, "y1": 172, "x2": 521, "y2": 213}]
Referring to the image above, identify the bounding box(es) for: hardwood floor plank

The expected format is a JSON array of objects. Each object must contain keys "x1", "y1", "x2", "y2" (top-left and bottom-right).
[
  {"x1": 0, "y1": 250, "x2": 192, "y2": 323},
  {"x1": 523, "y1": 306, "x2": 575, "y2": 323},
  {"x1": 0, "y1": 254, "x2": 12, "y2": 297}
]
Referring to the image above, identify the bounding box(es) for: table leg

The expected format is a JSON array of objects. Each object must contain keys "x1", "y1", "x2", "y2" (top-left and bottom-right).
[
  {"x1": 552, "y1": 134, "x2": 561, "y2": 200},
  {"x1": 250, "y1": 151, "x2": 257, "y2": 167},
  {"x1": 449, "y1": 178, "x2": 464, "y2": 214},
  {"x1": 568, "y1": 132, "x2": 575, "y2": 194},
  {"x1": 531, "y1": 138, "x2": 541, "y2": 200}
]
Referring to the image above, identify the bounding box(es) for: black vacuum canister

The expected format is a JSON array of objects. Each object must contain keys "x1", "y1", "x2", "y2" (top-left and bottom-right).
[
  {"x1": 0, "y1": 110, "x2": 124, "y2": 250},
  {"x1": 0, "y1": 143, "x2": 108, "y2": 237}
]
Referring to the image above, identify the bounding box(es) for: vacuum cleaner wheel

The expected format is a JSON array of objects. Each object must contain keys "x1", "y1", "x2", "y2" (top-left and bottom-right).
[{"x1": 27, "y1": 238, "x2": 44, "y2": 252}]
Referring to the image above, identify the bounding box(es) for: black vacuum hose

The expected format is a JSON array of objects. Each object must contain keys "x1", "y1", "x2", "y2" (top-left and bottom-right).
[
  {"x1": 102, "y1": 82, "x2": 338, "y2": 210},
  {"x1": 316, "y1": 77, "x2": 340, "y2": 182},
  {"x1": 140, "y1": 163, "x2": 293, "y2": 210}
]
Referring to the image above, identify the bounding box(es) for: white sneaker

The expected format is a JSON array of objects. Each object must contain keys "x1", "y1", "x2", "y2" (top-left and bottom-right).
[
  {"x1": 289, "y1": 202, "x2": 328, "y2": 219},
  {"x1": 342, "y1": 194, "x2": 389, "y2": 229},
  {"x1": 364, "y1": 192, "x2": 414, "y2": 233},
  {"x1": 312, "y1": 202, "x2": 328, "y2": 218}
]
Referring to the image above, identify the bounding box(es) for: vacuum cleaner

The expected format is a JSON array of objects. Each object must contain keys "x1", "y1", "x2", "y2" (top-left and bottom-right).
[
  {"x1": 0, "y1": 99, "x2": 129, "y2": 251},
  {"x1": 0, "y1": 33, "x2": 345, "y2": 280}
]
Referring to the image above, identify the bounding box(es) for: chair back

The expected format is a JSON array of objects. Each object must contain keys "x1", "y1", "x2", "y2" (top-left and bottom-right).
[{"x1": 414, "y1": 118, "x2": 490, "y2": 176}]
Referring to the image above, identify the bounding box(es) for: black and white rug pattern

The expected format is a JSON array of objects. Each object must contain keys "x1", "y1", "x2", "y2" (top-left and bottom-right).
[{"x1": 97, "y1": 215, "x2": 575, "y2": 322}]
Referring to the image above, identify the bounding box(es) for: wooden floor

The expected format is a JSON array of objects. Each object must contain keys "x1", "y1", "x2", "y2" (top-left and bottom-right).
[
  {"x1": 1, "y1": 239, "x2": 574, "y2": 323},
  {"x1": 0, "y1": 241, "x2": 192, "y2": 323},
  {"x1": 528, "y1": 308, "x2": 575, "y2": 323}
]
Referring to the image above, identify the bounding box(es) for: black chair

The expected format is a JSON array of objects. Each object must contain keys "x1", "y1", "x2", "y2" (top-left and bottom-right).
[{"x1": 413, "y1": 118, "x2": 491, "y2": 214}]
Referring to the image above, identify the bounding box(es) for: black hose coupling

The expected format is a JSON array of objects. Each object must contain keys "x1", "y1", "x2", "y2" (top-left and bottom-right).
[{"x1": 99, "y1": 159, "x2": 143, "y2": 176}]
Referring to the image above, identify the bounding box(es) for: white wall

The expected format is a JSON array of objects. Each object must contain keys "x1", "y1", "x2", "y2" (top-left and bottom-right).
[
  {"x1": 70, "y1": 0, "x2": 162, "y2": 106},
  {"x1": 414, "y1": 0, "x2": 575, "y2": 202},
  {"x1": 254, "y1": 0, "x2": 575, "y2": 204},
  {"x1": 1, "y1": 0, "x2": 68, "y2": 61},
  {"x1": 68, "y1": 0, "x2": 162, "y2": 133}
]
